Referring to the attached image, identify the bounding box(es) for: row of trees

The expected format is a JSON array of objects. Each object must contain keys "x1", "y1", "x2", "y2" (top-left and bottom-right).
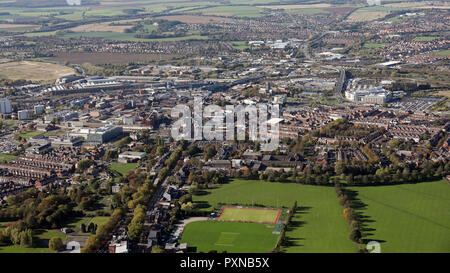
[
  {"x1": 272, "y1": 201, "x2": 297, "y2": 253},
  {"x1": 127, "y1": 205, "x2": 146, "y2": 241},
  {"x1": 335, "y1": 183, "x2": 362, "y2": 245},
  {"x1": 82, "y1": 208, "x2": 124, "y2": 253}
]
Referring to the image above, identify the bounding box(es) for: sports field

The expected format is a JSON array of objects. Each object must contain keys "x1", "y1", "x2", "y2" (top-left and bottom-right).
[
  {"x1": 194, "y1": 179, "x2": 357, "y2": 253},
  {"x1": 180, "y1": 221, "x2": 279, "y2": 253},
  {"x1": 349, "y1": 180, "x2": 450, "y2": 253},
  {"x1": 217, "y1": 207, "x2": 281, "y2": 224}
]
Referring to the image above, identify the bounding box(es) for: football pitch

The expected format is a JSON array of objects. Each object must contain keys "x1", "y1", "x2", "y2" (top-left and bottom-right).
[
  {"x1": 217, "y1": 207, "x2": 281, "y2": 224},
  {"x1": 180, "y1": 221, "x2": 279, "y2": 253}
]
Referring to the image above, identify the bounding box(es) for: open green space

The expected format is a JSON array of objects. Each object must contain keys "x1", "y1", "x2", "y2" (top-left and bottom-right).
[
  {"x1": 413, "y1": 36, "x2": 439, "y2": 42},
  {"x1": 17, "y1": 131, "x2": 44, "y2": 139},
  {"x1": 218, "y1": 207, "x2": 280, "y2": 223},
  {"x1": 193, "y1": 179, "x2": 356, "y2": 253},
  {"x1": 109, "y1": 162, "x2": 138, "y2": 176},
  {"x1": 433, "y1": 50, "x2": 450, "y2": 56},
  {"x1": 231, "y1": 41, "x2": 249, "y2": 50},
  {"x1": 364, "y1": 43, "x2": 387, "y2": 48},
  {"x1": 349, "y1": 180, "x2": 450, "y2": 253},
  {"x1": 0, "y1": 227, "x2": 67, "y2": 253},
  {"x1": 65, "y1": 216, "x2": 110, "y2": 235},
  {"x1": 180, "y1": 221, "x2": 279, "y2": 253},
  {"x1": 0, "y1": 153, "x2": 18, "y2": 162}
]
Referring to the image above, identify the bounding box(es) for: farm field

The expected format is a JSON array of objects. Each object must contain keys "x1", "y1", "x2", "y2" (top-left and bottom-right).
[
  {"x1": 69, "y1": 22, "x2": 133, "y2": 33},
  {"x1": 0, "y1": 23, "x2": 40, "y2": 31},
  {"x1": 0, "y1": 61, "x2": 75, "y2": 83},
  {"x1": 217, "y1": 207, "x2": 281, "y2": 224},
  {"x1": 155, "y1": 15, "x2": 231, "y2": 24},
  {"x1": 180, "y1": 221, "x2": 279, "y2": 253},
  {"x1": 186, "y1": 5, "x2": 266, "y2": 18},
  {"x1": 193, "y1": 179, "x2": 357, "y2": 253},
  {"x1": 347, "y1": 10, "x2": 390, "y2": 22},
  {"x1": 349, "y1": 180, "x2": 450, "y2": 253},
  {"x1": 49, "y1": 52, "x2": 180, "y2": 65}
]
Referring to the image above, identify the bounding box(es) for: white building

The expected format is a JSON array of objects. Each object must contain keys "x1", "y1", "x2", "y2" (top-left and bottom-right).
[
  {"x1": 345, "y1": 86, "x2": 392, "y2": 104},
  {"x1": 0, "y1": 99, "x2": 12, "y2": 114},
  {"x1": 34, "y1": 105, "x2": 45, "y2": 115},
  {"x1": 118, "y1": 151, "x2": 146, "y2": 163},
  {"x1": 18, "y1": 110, "x2": 29, "y2": 120}
]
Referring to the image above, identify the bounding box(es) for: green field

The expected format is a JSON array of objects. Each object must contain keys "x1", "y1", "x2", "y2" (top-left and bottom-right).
[
  {"x1": 0, "y1": 227, "x2": 67, "y2": 253},
  {"x1": 0, "y1": 153, "x2": 18, "y2": 162},
  {"x1": 180, "y1": 221, "x2": 279, "y2": 253},
  {"x1": 413, "y1": 36, "x2": 439, "y2": 41},
  {"x1": 433, "y1": 50, "x2": 450, "y2": 56},
  {"x1": 218, "y1": 207, "x2": 281, "y2": 223},
  {"x1": 65, "y1": 216, "x2": 110, "y2": 235},
  {"x1": 109, "y1": 162, "x2": 138, "y2": 176},
  {"x1": 17, "y1": 131, "x2": 44, "y2": 139},
  {"x1": 194, "y1": 179, "x2": 357, "y2": 253},
  {"x1": 364, "y1": 43, "x2": 387, "y2": 48},
  {"x1": 350, "y1": 180, "x2": 450, "y2": 253}
]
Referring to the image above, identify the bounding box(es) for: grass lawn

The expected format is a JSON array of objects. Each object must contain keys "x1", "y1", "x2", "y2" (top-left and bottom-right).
[
  {"x1": 433, "y1": 50, "x2": 450, "y2": 56},
  {"x1": 109, "y1": 162, "x2": 138, "y2": 176},
  {"x1": 349, "y1": 180, "x2": 450, "y2": 253},
  {"x1": 180, "y1": 221, "x2": 279, "y2": 253},
  {"x1": 364, "y1": 43, "x2": 387, "y2": 48},
  {"x1": 0, "y1": 228, "x2": 67, "y2": 253},
  {"x1": 0, "y1": 153, "x2": 18, "y2": 163},
  {"x1": 413, "y1": 36, "x2": 439, "y2": 42},
  {"x1": 65, "y1": 216, "x2": 110, "y2": 235},
  {"x1": 194, "y1": 179, "x2": 357, "y2": 253},
  {"x1": 231, "y1": 41, "x2": 249, "y2": 50},
  {"x1": 17, "y1": 131, "x2": 44, "y2": 139},
  {"x1": 218, "y1": 207, "x2": 281, "y2": 224}
]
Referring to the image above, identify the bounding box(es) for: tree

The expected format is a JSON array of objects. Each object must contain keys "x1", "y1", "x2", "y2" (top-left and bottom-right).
[
  {"x1": 335, "y1": 162, "x2": 346, "y2": 175},
  {"x1": 81, "y1": 223, "x2": 86, "y2": 233},
  {"x1": 76, "y1": 159, "x2": 93, "y2": 172},
  {"x1": 151, "y1": 245, "x2": 164, "y2": 253},
  {"x1": 349, "y1": 229, "x2": 362, "y2": 243},
  {"x1": 49, "y1": 237, "x2": 64, "y2": 252}
]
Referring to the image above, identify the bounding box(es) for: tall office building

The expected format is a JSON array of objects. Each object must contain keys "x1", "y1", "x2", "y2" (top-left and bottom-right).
[{"x1": 0, "y1": 99, "x2": 12, "y2": 114}]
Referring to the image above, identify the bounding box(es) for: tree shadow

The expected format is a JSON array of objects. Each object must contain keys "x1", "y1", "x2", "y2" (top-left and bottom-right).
[
  {"x1": 286, "y1": 220, "x2": 307, "y2": 232},
  {"x1": 345, "y1": 189, "x2": 386, "y2": 245},
  {"x1": 194, "y1": 201, "x2": 211, "y2": 209},
  {"x1": 282, "y1": 236, "x2": 305, "y2": 248},
  {"x1": 296, "y1": 206, "x2": 312, "y2": 214}
]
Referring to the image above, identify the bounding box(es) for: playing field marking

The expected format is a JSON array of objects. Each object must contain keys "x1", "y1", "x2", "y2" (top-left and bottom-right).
[
  {"x1": 217, "y1": 207, "x2": 282, "y2": 224},
  {"x1": 214, "y1": 243, "x2": 234, "y2": 246}
]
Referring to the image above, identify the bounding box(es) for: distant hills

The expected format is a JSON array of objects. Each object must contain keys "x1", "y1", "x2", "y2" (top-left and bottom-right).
[{"x1": 0, "y1": 0, "x2": 99, "y2": 8}]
